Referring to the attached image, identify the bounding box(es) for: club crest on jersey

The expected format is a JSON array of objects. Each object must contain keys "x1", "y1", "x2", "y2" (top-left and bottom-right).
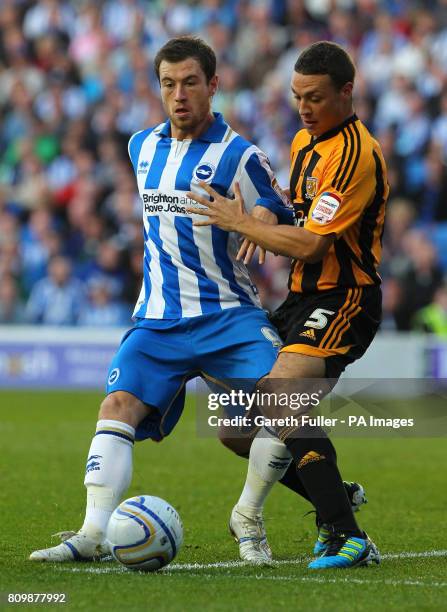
[
  {"x1": 311, "y1": 192, "x2": 341, "y2": 224},
  {"x1": 305, "y1": 176, "x2": 318, "y2": 199},
  {"x1": 108, "y1": 368, "x2": 120, "y2": 385},
  {"x1": 193, "y1": 162, "x2": 216, "y2": 183}
]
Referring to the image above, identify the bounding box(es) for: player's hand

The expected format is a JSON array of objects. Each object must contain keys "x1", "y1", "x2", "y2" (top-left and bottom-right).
[
  {"x1": 186, "y1": 181, "x2": 247, "y2": 232},
  {"x1": 237, "y1": 206, "x2": 277, "y2": 265}
]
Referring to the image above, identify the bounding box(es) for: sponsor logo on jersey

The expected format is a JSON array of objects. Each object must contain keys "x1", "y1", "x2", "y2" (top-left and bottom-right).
[
  {"x1": 261, "y1": 326, "x2": 283, "y2": 348},
  {"x1": 305, "y1": 176, "x2": 318, "y2": 199},
  {"x1": 108, "y1": 368, "x2": 120, "y2": 385},
  {"x1": 141, "y1": 190, "x2": 207, "y2": 215},
  {"x1": 138, "y1": 160, "x2": 150, "y2": 175},
  {"x1": 311, "y1": 192, "x2": 340, "y2": 224},
  {"x1": 193, "y1": 162, "x2": 216, "y2": 183}
]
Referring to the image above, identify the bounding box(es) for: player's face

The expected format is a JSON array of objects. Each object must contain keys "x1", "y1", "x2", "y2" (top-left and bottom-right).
[
  {"x1": 159, "y1": 58, "x2": 218, "y2": 140},
  {"x1": 291, "y1": 72, "x2": 353, "y2": 137}
]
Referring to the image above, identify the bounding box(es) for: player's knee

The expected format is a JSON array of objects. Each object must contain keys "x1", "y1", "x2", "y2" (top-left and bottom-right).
[
  {"x1": 99, "y1": 393, "x2": 129, "y2": 421},
  {"x1": 98, "y1": 392, "x2": 147, "y2": 428},
  {"x1": 255, "y1": 376, "x2": 280, "y2": 419}
]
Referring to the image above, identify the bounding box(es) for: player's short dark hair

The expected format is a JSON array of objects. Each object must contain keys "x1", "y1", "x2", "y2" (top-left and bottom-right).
[
  {"x1": 294, "y1": 41, "x2": 355, "y2": 90},
  {"x1": 154, "y1": 36, "x2": 216, "y2": 83}
]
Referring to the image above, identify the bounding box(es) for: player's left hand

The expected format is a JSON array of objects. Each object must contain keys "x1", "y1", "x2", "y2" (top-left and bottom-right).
[
  {"x1": 186, "y1": 182, "x2": 247, "y2": 232},
  {"x1": 237, "y1": 206, "x2": 277, "y2": 265}
]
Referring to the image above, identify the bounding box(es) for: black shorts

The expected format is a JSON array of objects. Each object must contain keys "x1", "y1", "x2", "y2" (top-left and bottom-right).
[{"x1": 269, "y1": 285, "x2": 382, "y2": 380}]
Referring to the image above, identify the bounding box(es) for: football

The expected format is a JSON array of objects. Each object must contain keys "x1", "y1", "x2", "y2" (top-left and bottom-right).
[{"x1": 106, "y1": 495, "x2": 183, "y2": 571}]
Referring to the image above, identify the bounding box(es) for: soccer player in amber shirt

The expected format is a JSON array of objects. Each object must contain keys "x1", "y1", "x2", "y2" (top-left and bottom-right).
[{"x1": 188, "y1": 41, "x2": 388, "y2": 570}]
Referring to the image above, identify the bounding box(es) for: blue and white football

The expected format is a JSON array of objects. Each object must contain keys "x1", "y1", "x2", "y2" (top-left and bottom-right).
[{"x1": 106, "y1": 495, "x2": 183, "y2": 571}]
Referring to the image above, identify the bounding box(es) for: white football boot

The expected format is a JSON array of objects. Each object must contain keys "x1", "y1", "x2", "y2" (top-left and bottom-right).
[
  {"x1": 29, "y1": 531, "x2": 110, "y2": 562},
  {"x1": 229, "y1": 505, "x2": 272, "y2": 565}
]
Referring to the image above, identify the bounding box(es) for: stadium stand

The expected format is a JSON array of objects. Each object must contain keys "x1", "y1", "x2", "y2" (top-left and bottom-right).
[{"x1": 1, "y1": 0, "x2": 447, "y2": 332}]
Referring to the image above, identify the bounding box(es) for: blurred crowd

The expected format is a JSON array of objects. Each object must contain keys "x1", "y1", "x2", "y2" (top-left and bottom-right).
[{"x1": 1, "y1": 0, "x2": 447, "y2": 335}]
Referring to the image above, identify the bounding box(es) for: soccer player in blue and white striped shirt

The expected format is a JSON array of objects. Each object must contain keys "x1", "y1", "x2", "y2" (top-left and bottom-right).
[{"x1": 30, "y1": 37, "x2": 297, "y2": 565}]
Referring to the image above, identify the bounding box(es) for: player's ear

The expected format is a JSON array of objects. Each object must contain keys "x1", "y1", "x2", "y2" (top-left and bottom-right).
[
  {"x1": 341, "y1": 81, "x2": 353, "y2": 99},
  {"x1": 209, "y1": 74, "x2": 219, "y2": 97}
]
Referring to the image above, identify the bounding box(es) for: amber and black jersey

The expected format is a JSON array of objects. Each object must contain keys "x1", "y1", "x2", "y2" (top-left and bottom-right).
[{"x1": 289, "y1": 114, "x2": 388, "y2": 293}]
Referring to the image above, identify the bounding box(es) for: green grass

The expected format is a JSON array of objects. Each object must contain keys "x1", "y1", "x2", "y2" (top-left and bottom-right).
[{"x1": 0, "y1": 391, "x2": 446, "y2": 611}]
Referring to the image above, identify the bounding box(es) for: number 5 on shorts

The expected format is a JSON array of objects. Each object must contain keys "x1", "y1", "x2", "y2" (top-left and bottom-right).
[{"x1": 304, "y1": 308, "x2": 335, "y2": 329}]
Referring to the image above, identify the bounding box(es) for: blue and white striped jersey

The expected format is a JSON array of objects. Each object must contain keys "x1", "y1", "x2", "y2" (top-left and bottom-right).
[{"x1": 128, "y1": 112, "x2": 292, "y2": 319}]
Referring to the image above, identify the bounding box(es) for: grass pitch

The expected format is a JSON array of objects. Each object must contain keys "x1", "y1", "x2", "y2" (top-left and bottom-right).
[{"x1": 0, "y1": 390, "x2": 446, "y2": 611}]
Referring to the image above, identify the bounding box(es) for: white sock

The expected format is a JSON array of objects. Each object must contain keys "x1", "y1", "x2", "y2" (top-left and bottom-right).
[
  {"x1": 81, "y1": 419, "x2": 135, "y2": 542},
  {"x1": 237, "y1": 427, "x2": 292, "y2": 515}
]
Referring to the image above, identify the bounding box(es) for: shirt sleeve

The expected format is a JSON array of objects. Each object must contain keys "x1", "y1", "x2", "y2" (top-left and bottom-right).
[
  {"x1": 128, "y1": 129, "x2": 150, "y2": 174},
  {"x1": 235, "y1": 147, "x2": 294, "y2": 225},
  {"x1": 304, "y1": 145, "x2": 376, "y2": 238}
]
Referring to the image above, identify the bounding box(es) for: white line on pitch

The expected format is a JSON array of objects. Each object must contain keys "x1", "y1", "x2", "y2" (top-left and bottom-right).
[
  {"x1": 167, "y1": 574, "x2": 447, "y2": 588},
  {"x1": 54, "y1": 568, "x2": 447, "y2": 589},
  {"x1": 381, "y1": 550, "x2": 447, "y2": 560},
  {"x1": 55, "y1": 549, "x2": 447, "y2": 577},
  {"x1": 166, "y1": 549, "x2": 447, "y2": 570}
]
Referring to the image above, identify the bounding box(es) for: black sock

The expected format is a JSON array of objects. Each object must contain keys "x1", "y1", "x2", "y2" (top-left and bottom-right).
[
  {"x1": 279, "y1": 463, "x2": 312, "y2": 502},
  {"x1": 282, "y1": 425, "x2": 362, "y2": 537}
]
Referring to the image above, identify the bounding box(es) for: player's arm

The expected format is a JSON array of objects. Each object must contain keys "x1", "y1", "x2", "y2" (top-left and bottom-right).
[
  {"x1": 187, "y1": 181, "x2": 334, "y2": 263},
  {"x1": 236, "y1": 219, "x2": 335, "y2": 263},
  {"x1": 187, "y1": 147, "x2": 377, "y2": 262},
  {"x1": 237, "y1": 214, "x2": 334, "y2": 263},
  {"x1": 228, "y1": 147, "x2": 294, "y2": 263}
]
